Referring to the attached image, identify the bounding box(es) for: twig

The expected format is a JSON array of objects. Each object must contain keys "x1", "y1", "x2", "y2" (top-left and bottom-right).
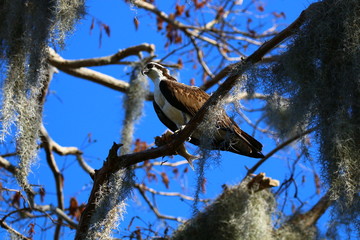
[
  {"x1": 34, "y1": 204, "x2": 78, "y2": 229},
  {"x1": 136, "y1": 185, "x2": 186, "y2": 223},
  {"x1": 244, "y1": 127, "x2": 316, "y2": 180},
  {"x1": 0, "y1": 219, "x2": 30, "y2": 240},
  {"x1": 136, "y1": 159, "x2": 190, "y2": 168},
  {"x1": 134, "y1": 184, "x2": 210, "y2": 203},
  {"x1": 38, "y1": 128, "x2": 95, "y2": 175},
  {"x1": 200, "y1": 62, "x2": 237, "y2": 91},
  {"x1": 189, "y1": 37, "x2": 215, "y2": 78},
  {"x1": 278, "y1": 192, "x2": 333, "y2": 230},
  {"x1": 76, "y1": 155, "x2": 95, "y2": 176}
]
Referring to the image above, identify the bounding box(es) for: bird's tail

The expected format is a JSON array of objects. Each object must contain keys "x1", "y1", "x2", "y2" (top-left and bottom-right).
[{"x1": 230, "y1": 130, "x2": 264, "y2": 158}]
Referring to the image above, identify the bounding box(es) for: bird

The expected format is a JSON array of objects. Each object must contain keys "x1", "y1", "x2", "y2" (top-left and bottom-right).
[{"x1": 142, "y1": 61, "x2": 264, "y2": 160}]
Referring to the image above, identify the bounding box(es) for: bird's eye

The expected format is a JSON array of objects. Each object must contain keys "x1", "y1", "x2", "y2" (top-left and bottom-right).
[{"x1": 147, "y1": 63, "x2": 153, "y2": 69}]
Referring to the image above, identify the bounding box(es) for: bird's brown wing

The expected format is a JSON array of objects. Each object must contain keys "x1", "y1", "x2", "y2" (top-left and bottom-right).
[
  {"x1": 223, "y1": 117, "x2": 263, "y2": 153},
  {"x1": 159, "y1": 80, "x2": 209, "y2": 117},
  {"x1": 160, "y1": 80, "x2": 263, "y2": 157}
]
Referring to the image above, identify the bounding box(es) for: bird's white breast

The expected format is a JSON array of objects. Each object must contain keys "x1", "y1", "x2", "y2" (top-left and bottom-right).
[{"x1": 154, "y1": 82, "x2": 190, "y2": 128}]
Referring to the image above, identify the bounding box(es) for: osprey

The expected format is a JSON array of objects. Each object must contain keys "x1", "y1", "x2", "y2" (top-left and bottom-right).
[{"x1": 142, "y1": 62, "x2": 264, "y2": 158}]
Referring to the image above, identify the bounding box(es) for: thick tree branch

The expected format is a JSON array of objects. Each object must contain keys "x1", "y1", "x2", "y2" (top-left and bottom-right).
[
  {"x1": 48, "y1": 48, "x2": 154, "y2": 100},
  {"x1": 277, "y1": 192, "x2": 333, "y2": 233},
  {"x1": 48, "y1": 44, "x2": 155, "y2": 68}
]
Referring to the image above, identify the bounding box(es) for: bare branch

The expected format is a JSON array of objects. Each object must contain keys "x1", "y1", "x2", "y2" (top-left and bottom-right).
[
  {"x1": 39, "y1": 125, "x2": 66, "y2": 239},
  {"x1": 136, "y1": 184, "x2": 186, "y2": 223},
  {"x1": 0, "y1": 220, "x2": 30, "y2": 240},
  {"x1": 34, "y1": 204, "x2": 78, "y2": 229},
  {"x1": 48, "y1": 44, "x2": 155, "y2": 68},
  {"x1": 136, "y1": 159, "x2": 190, "y2": 168},
  {"x1": 48, "y1": 48, "x2": 154, "y2": 100},
  {"x1": 134, "y1": 183, "x2": 210, "y2": 203},
  {"x1": 76, "y1": 155, "x2": 95, "y2": 176},
  {"x1": 189, "y1": 37, "x2": 215, "y2": 78},
  {"x1": 131, "y1": 0, "x2": 219, "y2": 46},
  {"x1": 38, "y1": 127, "x2": 95, "y2": 175},
  {"x1": 244, "y1": 127, "x2": 316, "y2": 180},
  {"x1": 0, "y1": 156, "x2": 18, "y2": 174}
]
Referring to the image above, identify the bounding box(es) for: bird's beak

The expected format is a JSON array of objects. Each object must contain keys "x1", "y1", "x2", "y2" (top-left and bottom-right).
[{"x1": 142, "y1": 68, "x2": 149, "y2": 76}]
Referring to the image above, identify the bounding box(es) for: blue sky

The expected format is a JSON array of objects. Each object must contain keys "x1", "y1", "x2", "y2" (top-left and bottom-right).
[{"x1": 2, "y1": 0, "x2": 335, "y2": 239}]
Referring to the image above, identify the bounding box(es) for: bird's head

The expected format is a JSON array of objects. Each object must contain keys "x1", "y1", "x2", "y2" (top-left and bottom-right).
[{"x1": 142, "y1": 62, "x2": 177, "y2": 82}]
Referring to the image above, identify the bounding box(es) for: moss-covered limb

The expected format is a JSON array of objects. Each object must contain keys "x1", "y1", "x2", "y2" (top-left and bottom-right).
[
  {"x1": 75, "y1": 143, "x2": 121, "y2": 239},
  {"x1": 75, "y1": 143, "x2": 133, "y2": 240},
  {"x1": 248, "y1": 0, "x2": 360, "y2": 234},
  {"x1": 275, "y1": 193, "x2": 333, "y2": 240},
  {"x1": 75, "y1": 140, "x2": 183, "y2": 238},
  {"x1": 171, "y1": 181, "x2": 331, "y2": 240},
  {"x1": 171, "y1": 180, "x2": 276, "y2": 240}
]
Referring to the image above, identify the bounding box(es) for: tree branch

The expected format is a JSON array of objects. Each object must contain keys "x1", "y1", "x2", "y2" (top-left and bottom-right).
[
  {"x1": 0, "y1": 220, "x2": 30, "y2": 240},
  {"x1": 278, "y1": 192, "x2": 333, "y2": 232},
  {"x1": 137, "y1": 185, "x2": 186, "y2": 223},
  {"x1": 34, "y1": 204, "x2": 78, "y2": 229},
  {"x1": 48, "y1": 48, "x2": 154, "y2": 100},
  {"x1": 48, "y1": 44, "x2": 155, "y2": 68},
  {"x1": 134, "y1": 183, "x2": 210, "y2": 203},
  {"x1": 39, "y1": 125, "x2": 66, "y2": 240},
  {"x1": 0, "y1": 156, "x2": 18, "y2": 174},
  {"x1": 244, "y1": 127, "x2": 316, "y2": 180}
]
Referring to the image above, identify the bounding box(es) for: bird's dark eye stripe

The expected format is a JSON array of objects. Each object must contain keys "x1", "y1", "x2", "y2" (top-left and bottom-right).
[{"x1": 147, "y1": 63, "x2": 153, "y2": 69}]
